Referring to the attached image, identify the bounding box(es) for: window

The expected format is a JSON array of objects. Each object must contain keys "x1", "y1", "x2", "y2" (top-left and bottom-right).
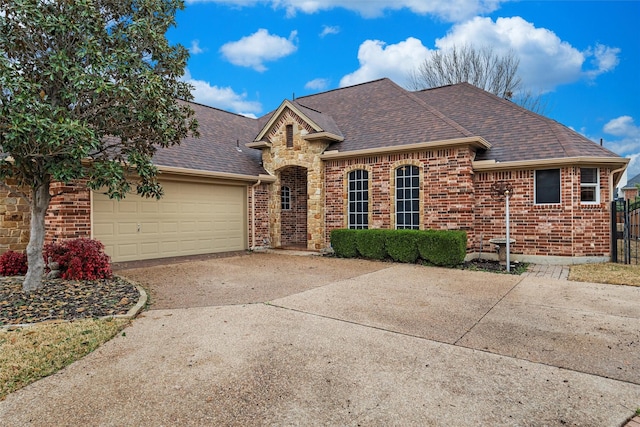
[
  {"x1": 395, "y1": 165, "x2": 420, "y2": 229},
  {"x1": 580, "y1": 168, "x2": 599, "y2": 203},
  {"x1": 535, "y1": 169, "x2": 560, "y2": 204},
  {"x1": 286, "y1": 124, "x2": 293, "y2": 148},
  {"x1": 348, "y1": 170, "x2": 368, "y2": 229},
  {"x1": 281, "y1": 186, "x2": 290, "y2": 210}
]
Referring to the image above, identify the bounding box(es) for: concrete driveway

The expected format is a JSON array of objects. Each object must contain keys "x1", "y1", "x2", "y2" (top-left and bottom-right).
[{"x1": 1, "y1": 252, "x2": 639, "y2": 426}]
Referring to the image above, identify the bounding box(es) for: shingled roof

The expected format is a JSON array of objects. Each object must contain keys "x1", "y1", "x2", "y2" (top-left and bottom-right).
[
  {"x1": 152, "y1": 102, "x2": 266, "y2": 177},
  {"x1": 412, "y1": 82, "x2": 620, "y2": 163},
  {"x1": 152, "y1": 78, "x2": 623, "y2": 177},
  {"x1": 290, "y1": 78, "x2": 472, "y2": 152}
]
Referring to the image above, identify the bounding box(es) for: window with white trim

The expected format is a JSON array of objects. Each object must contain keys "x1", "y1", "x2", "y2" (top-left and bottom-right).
[
  {"x1": 395, "y1": 165, "x2": 420, "y2": 229},
  {"x1": 580, "y1": 168, "x2": 599, "y2": 203},
  {"x1": 535, "y1": 169, "x2": 560, "y2": 204},
  {"x1": 348, "y1": 170, "x2": 368, "y2": 229},
  {"x1": 281, "y1": 186, "x2": 291, "y2": 210}
]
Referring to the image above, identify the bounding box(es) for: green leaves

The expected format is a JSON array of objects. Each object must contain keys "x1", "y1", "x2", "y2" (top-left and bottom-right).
[{"x1": 0, "y1": 0, "x2": 196, "y2": 195}]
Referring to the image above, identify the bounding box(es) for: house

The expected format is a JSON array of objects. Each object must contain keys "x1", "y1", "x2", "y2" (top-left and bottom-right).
[
  {"x1": 0, "y1": 78, "x2": 628, "y2": 264},
  {"x1": 621, "y1": 172, "x2": 640, "y2": 201}
]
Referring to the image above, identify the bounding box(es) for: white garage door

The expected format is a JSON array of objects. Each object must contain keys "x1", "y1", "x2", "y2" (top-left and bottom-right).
[{"x1": 92, "y1": 180, "x2": 247, "y2": 262}]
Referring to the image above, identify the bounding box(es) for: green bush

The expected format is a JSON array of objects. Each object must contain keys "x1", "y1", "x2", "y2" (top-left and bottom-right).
[
  {"x1": 418, "y1": 230, "x2": 467, "y2": 267},
  {"x1": 356, "y1": 229, "x2": 387, "y2": 260},
  {"x1": 386, "y1": 229, "x2": 420, "y2": 263},
  {"x1": 330, "y1": 229, "x2": 360, "y2": 258}
]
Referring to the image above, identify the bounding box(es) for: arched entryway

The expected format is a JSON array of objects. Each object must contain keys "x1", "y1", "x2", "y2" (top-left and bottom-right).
[{"x1": 279, "y1": 166, "x2": 308, "y2": 248}]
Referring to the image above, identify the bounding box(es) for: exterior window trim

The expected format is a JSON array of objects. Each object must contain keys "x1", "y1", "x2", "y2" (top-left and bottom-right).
[
  {"x1": 534, "y1": 168, "x2": 561, "y2": 205},
  {"x1": 395, "y1": 164, "x2": 420, "y2": 230},
  {"x1": 580, "y1": 167, "x2": 599, "y2": 204},
  {"x1": 347, "y1": 169, "x2": 369, "y2": 229}
]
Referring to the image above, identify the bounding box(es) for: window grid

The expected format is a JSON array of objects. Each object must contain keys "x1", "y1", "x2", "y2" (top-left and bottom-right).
[
  {"x1": 348, "y1": 170, "x2": 369, "y2": 229},
  {"x1": 580, "y1": 168, "x2": 599, "y2": 203},
  {"x1": 395, "y1": 165, "x2": 420, "y2": 229},
  {"x1": 281, "y1": 186, "x2": 291, "y2": 210}
]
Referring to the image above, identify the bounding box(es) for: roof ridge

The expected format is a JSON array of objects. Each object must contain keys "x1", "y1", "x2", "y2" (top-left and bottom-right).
[
  {"x1": 184, "y1": 99, "x2": 258, "y2": 120},
  {"x1": 396, "y1": 81, "x2": 475, "y2": 138},
  {"x1": 295, "y1": 77, "x2": 391, "y2": 101}
]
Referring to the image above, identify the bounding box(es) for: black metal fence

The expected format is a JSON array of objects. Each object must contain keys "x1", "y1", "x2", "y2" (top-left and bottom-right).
[{"x1": 611, "y1": 199, "x2": 640, "y2": 264}]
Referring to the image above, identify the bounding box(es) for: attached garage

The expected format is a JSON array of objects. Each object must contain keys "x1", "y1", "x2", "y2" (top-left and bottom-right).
[{"x1": 92, "y1": 179, "x2": 247, "y2": 262}]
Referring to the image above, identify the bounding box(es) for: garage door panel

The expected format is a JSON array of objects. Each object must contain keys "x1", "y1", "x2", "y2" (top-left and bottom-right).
[{"x1": 93, "y1": 180, "x2": 247, "y2": 262}]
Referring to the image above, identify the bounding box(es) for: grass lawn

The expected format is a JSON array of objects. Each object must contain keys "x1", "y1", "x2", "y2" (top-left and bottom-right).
[
  {"x1": 569, "y1": 262, "x2": 640, "y2": 287},
  {"x1": 0, "y1": 318, "x2": 129, "y2": 400}
]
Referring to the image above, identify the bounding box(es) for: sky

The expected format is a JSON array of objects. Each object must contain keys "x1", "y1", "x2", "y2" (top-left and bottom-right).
[{"x1": 166, "y1": 0, "x2": 640, "y2": 184}]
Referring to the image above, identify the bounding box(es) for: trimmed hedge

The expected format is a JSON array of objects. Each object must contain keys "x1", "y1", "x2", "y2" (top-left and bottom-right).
[
  {"x1": 356, "y1": 229, "x2": 387, "y2": 260},
  {"x1": 418, "y1": 230, "x2": 467, "y2": 267},
  {"x1": 330, "y1": 229, "x2": 360, "y2": 258},
  {"x1": 330, "y1": 228, "x2": 467, "y2": 266},
  {"x1": 386, "y1": 230, "x2": 420, "y2": 263}
]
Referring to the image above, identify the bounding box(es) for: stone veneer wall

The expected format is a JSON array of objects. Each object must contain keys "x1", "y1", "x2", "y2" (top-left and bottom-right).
[
  {"x1": 44, "y1": 180, "x2": 92, "y2": 244},
  {"x1": 260, "y1": 108, "x2": 330, "y2": 250},
  {"x1": 0, "y1": 179, "x2": 31, "y2": 253},
  {"x1": 280, "y1": 166, "x2": 307, "y2": 246},
  {"x1": 473, "y1": 167, "x2": 612, "y2": 257},
  {"x1": 325, "y1": 147, "x2": 476, "y2": 249}
]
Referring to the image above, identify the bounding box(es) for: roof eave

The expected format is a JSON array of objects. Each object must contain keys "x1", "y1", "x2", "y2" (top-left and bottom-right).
[
  {"x1": 473, "y1": 156, "x2": 629, "y2": 172},
  {"x1": 157, "y1": 165, "x2": 276, "y2": 183},
  {"x1": 320, "y1": 137, "x2": 490, "y2": 160},
  {"x1": 302, "y1": 131, "x2": 344, "y2": 143}
]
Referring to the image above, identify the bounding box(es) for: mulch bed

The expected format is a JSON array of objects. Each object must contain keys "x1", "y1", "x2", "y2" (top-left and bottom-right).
[
  {"x1": 0, "y1": 276, "x2": 140, "y2": 326},
  {"x1": 462, "y1": 258, "x2": 527, "y2": 274}
]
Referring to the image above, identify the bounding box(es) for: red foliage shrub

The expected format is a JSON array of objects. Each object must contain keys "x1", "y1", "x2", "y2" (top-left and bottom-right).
[
  {"x1": 0, "y1": 250, "x2": 28, "y2": 276},
  {"x1": 45, "y1": 238, "x2": 112, "y2": 280}
]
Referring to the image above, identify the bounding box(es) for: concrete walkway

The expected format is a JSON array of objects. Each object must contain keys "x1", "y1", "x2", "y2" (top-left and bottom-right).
[{"x1": 1, "y1": 254, "x2": 638, "y2": 426}]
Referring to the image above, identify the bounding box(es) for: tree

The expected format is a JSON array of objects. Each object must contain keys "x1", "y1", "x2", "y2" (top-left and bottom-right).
[
  {"x1": 408, "y1": 44, "x2": 547, "y2": 114},
  {"x1": 0, "y1": 0, "x2": 199, "y2": 292}
]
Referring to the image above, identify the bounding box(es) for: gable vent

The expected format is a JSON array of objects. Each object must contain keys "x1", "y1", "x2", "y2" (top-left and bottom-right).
[{"x1": 286, "y1": 124, "x2": 293, "y2": 148}]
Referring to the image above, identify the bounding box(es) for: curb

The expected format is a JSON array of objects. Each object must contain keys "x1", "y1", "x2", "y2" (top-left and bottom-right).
[{"x1": 1, "y1": 280, "x2": 148, "y2": 330}]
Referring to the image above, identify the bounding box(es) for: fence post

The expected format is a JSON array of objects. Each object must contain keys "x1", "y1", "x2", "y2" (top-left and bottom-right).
[{"x1": 611, "y1": 200, "x2": 618, "y2": 263}]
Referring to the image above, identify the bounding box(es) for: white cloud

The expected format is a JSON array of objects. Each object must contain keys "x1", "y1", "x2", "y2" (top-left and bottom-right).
[
  {"x1": 600, "y1": 116, "x2": 640, "y2": 178},
  {"x1": 433, "y1": 16, "x2": 620, "y2": 93},
  {"x1": 320, "y1": 25, "x2": 340, "y2": 37},
  {"x1": 220, "y1": 29, "x2": 298, "y2": 72},
  {"x1": 305, "y1": 78, "x2": 330, "y2": 90},
  {"x1": 339, "y1": 37, "x2": 432, "y2": 87},
  {"x1": 189, "y1": 40, "x2": 205, "y2": 55},
  {"x1": 182, "y1": 70, "x2": 262, "y2": 115},
  {"x1": 185, "y1": 0, "x2": 504, "y2": 21}
]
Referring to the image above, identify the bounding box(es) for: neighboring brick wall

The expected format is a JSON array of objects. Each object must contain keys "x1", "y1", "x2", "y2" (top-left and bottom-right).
[
  {"x1": 0, "y1": 179, "x2": 31, "y2": 254},
  {"x1": 325, "y1": 147, "x2": 476, "y2": 247},
  {"x1": 474, "y1": 167, "x2": 612, "y2": 258},
  {"x1": 44, "y1": 180, "x2": 91, "y2": 243},
  {"x1": 248, "y1": 182, "x2": 271, "y2": 249},
  {"x1": 623, "y1": 188, "x2": 638, "y2": 201}
]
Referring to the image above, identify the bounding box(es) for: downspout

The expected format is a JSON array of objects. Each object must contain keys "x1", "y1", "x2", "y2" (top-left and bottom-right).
[{"x1": 250, "y1": 179, "x2": 262, "y2": 251}]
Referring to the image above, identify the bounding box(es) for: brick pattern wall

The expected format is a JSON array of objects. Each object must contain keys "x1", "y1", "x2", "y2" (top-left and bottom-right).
[
  {"x1": 280, "y1": 166, "x2": 307, "y2": 247},
  {"x1": 44, "y1": 180, "x2": 91, "y2": 243},
  {"x1": 248, "y1": 182, "x2": 271, "y2": 249},
  {"x1": 0, "y1": 180, "x2": 31, "y2": 253},
  {"x1": 623, "y1": 188, "x2": 638, "y2": 201},
  {"x1": 474, "y1": 168, "x2": 612, "y2": 257},
  {"x1": 325, "y1": 147, "x2": 476, "y2": 246}
]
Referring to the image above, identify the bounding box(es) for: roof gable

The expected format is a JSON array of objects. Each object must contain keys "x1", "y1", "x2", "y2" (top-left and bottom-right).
[{"x1": 253, "y1": 100, "x2": 343, "y2": 146}]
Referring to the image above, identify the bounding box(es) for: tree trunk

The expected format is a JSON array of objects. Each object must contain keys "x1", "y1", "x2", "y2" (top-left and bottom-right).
[{"x1": 22, "y1": 180, "x2": 52, "y2": 293}]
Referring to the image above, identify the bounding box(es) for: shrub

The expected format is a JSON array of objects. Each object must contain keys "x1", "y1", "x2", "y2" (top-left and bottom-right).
[
  {"x1": 356, "y1": 229, "x2": 387, "y2": 260},
  {"x1": 45, "y1": 238, "x2": 112, "y2": 280},
  {"x1": 0, "y1": 250, "x2": 28, "y2": 276},
  {"x1": 418, "y1": 230, "x2": 467, "y2": 267},
  {"x1": 386, "y1": 229, "x2": 420, "y2": 263},
  {"x1": 330, "y1": 229, "x2": 360, "y2": 258}
]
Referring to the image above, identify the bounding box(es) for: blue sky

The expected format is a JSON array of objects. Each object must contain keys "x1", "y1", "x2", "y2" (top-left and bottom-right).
[{"x1": 167, "y1": 0, "x2": 640, "y2": 183}]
